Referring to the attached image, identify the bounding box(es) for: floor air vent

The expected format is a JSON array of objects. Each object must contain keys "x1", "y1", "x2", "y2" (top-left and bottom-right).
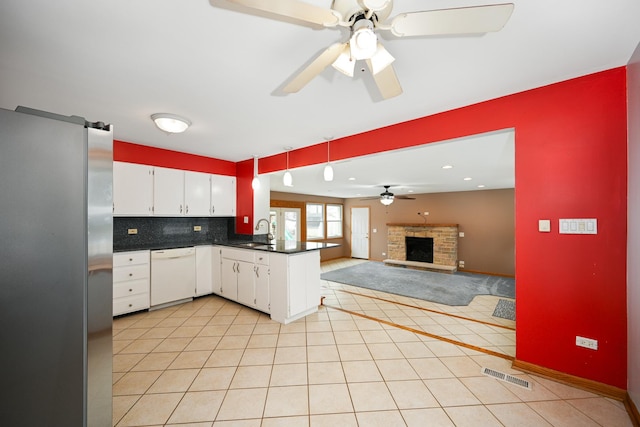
[{"x1": 481, "y1": 367, "x2": 532, "y2": 390}]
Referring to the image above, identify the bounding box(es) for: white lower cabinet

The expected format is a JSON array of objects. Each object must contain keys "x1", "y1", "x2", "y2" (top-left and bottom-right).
[
  {"x1": 113, "y1": 250, "x2": 150, "y2": 316},
  {"x1": 269, "y1": 251, "x2": 320, "y2": 324},
  {"x1": 254, "y1": 253, "x2": 270, "y2": 313},
  {"x1": 214, "y1": 246, "x2": 320, "y2": 323},
  {"x1": 195, "y1": 246, "x2": 213, "y2": 296},
  {"x1": 217, "y1": 247, "x2": 270, "y2": 314}
]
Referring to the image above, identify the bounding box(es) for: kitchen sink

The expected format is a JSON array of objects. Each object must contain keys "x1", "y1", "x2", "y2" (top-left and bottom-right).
[{"x1": 233, "y1": 242, "x2": 274, "y2": 249}]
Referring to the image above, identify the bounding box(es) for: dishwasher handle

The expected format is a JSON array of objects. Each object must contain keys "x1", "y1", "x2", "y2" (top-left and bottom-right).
[{"x1": 152, "y1": 247, "x2": 195, "y2": 259}]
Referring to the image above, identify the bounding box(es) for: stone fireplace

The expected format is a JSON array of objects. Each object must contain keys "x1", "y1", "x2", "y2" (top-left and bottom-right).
[{"x1": 386, "y1": 223, "x2": 458, "y2": 272}]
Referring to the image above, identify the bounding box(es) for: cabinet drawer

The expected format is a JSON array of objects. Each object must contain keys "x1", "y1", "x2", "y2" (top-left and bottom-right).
[
  {"x1": 255, "y1": 253, "x2": 269, "y2": 266},
  {"x1": 114, "y1": 264, "x2": 149, "y2": 282},
  {"x1": 114, "y1": 250, "x2": 150, "y2": 267},
  {"x1": 114, "y1": 278, "x2": 149, "y2": 298},
  {"x1": 113, "y1": 293, "x2": 150, "y2": 316},
  {"x1": 222, "y1": 248, "x2": 255, "y2": 263}
]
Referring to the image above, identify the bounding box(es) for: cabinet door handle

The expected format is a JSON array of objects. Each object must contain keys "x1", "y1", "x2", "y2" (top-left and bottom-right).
[
  {"x1": 255, "y1": 266, "x2": 259, "y2": 278},
  {"x1": 232, "y1": 262, "x2": 236, "y2": 273},
  {"x1": 186, "y1": 205, "x2": 189, "y2": 214},
  {"x1": 129, "y1": 288, "x2": 132, "y2": 292},
  {"x1": 211, "y1": 205, "x2": 215, "y2": 214},
  {"x1": 236, "y1": 262, "x2": 240, "y2": 273}
]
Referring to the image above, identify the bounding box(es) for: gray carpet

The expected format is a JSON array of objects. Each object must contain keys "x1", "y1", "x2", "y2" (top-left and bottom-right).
[
  {"x1": 321, "y1": 262, "x2": 515, "y2": 306},
  {"x1": 492, "y1": 299, "x2": 516, "y2": 321}
]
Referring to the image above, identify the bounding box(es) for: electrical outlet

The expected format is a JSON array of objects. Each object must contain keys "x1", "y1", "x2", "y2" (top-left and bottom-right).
[
  {"x1": 576, "y1": 336, "x2": 598, "y2": 350},
  {"x1": 193, "y1": 225, "x2": 202, "y2": 232},
  {"x1": 382, "y1": 252, "x2": 386, "y2": 256},
  {"x1": 127, "y1": 228, "x2": 138, "y2": 235},
  {"x1": 459, "y1": 260, "x2": 465, "y2": 267}
]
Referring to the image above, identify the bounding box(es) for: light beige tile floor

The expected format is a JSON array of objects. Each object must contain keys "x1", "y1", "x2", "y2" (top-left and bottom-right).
[{"x1": 112, "y1": 258, "x2": 633, "y2": 426}]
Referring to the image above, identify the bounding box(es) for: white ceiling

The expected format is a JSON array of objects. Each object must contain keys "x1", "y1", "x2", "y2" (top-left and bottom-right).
[
  {"x1": 269, "y1": 129, "x2": 515, "y2": 198},
  {"x1": 1, "y1": 0, "x2": 639, "y2": 197}
]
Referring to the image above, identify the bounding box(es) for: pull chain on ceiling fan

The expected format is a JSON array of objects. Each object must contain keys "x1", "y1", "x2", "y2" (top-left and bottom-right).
[{"x1": 215, "y1": 0, "x2": 514, "y2": 100}]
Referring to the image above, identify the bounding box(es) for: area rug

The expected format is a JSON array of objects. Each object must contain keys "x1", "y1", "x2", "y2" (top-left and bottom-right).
[
  {"x1": 492, "y1": 299, "x2": 516, "y2": 321},
  {"x1": 320, "y1": 262, "x2": 515, "y2": 306}
]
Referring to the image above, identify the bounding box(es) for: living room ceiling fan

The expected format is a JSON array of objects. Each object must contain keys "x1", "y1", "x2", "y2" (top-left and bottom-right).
[
  {"x1": 361, "y1": 185, "x2": 416, "y2": 205},
  {"x1": 214, "y1": 0, "x2": 514, "y2": 99}
]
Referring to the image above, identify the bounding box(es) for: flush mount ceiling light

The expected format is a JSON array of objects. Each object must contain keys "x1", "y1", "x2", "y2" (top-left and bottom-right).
[
  {"x1": 151, "y1": 113, "x2": 191, "y2": 134},
  {"x1": 251, "y1": 155, "x2": 260, "y2": 190},
  {"x1": 283, "y1": 148, "x2": 293, "y2": 187},
  {"x1": 323, "y1": 137, "x2": 334, "y2": 182}
]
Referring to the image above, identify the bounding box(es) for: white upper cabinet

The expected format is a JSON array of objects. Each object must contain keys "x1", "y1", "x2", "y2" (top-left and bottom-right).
[
  {"x1": 184, "y1": 171, "x2": 211, "y2": 216},
  {"x1": 211, "y1": 174, "x2": 236, "y2": 216},
  {"x1": 113, "y1": 161, "x2": 153, "y2": 216},
  {"x1": 153, "y1": 167, "x2": 184, "y2": 216},
  {"x1": 113, "y1": 163, "x2": 236, "y2": 217}
]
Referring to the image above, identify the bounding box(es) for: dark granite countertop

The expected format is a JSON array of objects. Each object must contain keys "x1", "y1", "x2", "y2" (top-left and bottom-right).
[
  {"x1": 114, "y1": 240, "x2": 339, "y2": 254},
  {"x1": 218, "y1": 240, "x2": 339, "y2": 254}
]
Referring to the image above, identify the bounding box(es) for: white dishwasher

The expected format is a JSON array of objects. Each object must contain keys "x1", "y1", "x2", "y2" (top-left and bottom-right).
[{"x1": 151, "y1": 247, "x2": 196, "y2": 308}]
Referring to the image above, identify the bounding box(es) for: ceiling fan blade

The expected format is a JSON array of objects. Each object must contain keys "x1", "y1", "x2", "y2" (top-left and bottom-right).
[
  {"x1": 366, "y1": 60, "x2": 403, "y2": 99},
  {"x1": 388, "y1": 3, "x2": 514, "y2": 37},
  {"x1": 396, "y1": 195, "x2": 416, "y2": 200},
  {"x1": 283, "y1": 43, "x2": 346, "y2": 93},
  {"x1": 227, "y1": 0, "x2": 340, "y2": 26}
]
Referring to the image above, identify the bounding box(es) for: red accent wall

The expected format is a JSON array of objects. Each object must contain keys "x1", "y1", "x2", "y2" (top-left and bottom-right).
[
  {"x1": 257, "y1": 68, "x2": 629, "y2": 388},
  {"x1": 114, "y1": 140, "x2": 236, "y2": 176},
  {"x1": 235, "y1": 159, "x2": 254, "y2": 235}
]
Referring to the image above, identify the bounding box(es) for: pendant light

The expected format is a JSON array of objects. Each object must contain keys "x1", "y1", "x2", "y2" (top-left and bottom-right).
[
  {"x1": 283, "y1": 148, "x2": 293, "y2": 187},
  {"x1": 323, "y1": 138, "x2": 334, "y2": 182},
  {"x1": 251, "y1": 155, "x2": 260, "y2": 190}
]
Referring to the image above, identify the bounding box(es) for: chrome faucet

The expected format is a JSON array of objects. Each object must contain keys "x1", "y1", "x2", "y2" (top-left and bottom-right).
[{"x1": 255, "y1": 218, "x2": 274, "y2": 242}]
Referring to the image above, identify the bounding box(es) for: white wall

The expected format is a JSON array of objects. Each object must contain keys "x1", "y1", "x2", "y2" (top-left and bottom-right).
[{"x1": 628, "y1": 42, "x2": 640, "y2": 407}]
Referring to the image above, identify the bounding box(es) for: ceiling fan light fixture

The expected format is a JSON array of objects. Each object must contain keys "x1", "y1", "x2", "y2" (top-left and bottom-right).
[
  {"x1": 350, "y1": 20, "x2": 377, "y2": 60},
  {"x1": 369, "y1": 43, "x2": 395, "y2": 75},
  {"x1": 332, "y1": 45, "x2": 355, "y2": 77},
  {"x1": 151, "y1": 113, "x2": 191, "y2": 134},
  {"x1": 380, "y1": 194, "x2": 394, "y2": 205}
]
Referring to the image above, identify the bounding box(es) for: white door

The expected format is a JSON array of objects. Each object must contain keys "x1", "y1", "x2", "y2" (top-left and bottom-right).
[
  {"x1": 270, "y1": 208, "x2": 301, "y2": 241},
  {"x1": 351, "y1": 207, "x2": 370, "y2": 259}
]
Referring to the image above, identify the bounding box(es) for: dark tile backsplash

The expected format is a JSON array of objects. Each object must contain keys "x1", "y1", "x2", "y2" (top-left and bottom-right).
[{"x1": 113, "y1": 216, "x2": 254, "y2": 252}]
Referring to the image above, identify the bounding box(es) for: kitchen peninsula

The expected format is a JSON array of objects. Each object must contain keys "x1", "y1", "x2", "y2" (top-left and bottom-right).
[{"x1": 113, "y1": 220, "x2": 338, "y2": 324}]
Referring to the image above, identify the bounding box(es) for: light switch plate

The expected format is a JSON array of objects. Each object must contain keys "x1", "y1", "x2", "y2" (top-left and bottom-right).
[
  {"x1": 538, "y1": 220, "x2": 551, "y2": 232},
  {"x1": 559, "y1": 218, "x2": 597, "y2": 234}
]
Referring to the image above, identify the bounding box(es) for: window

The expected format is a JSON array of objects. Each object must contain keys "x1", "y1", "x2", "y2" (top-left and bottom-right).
[
  {"x1": 326, "y1": 204, "x2": 343, "y2": 238},
  {"x1": 306, "y1": 203, "x2": 324, "y2": 239},
  {"x1": 305, "y1": 203, "x2": 343, "y2": 240}
]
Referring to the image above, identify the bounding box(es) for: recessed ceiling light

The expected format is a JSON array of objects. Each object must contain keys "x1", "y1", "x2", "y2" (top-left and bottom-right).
[
  {"x1": 348, "y1": 177, "x2": 356, "y2": 181},
  {"x1": 408, "y1": 190, "x2": 414, "y2": 193},
  {"x1": 464, "y1": 177, "x2": 472, "y2": 181},
  {"x1": 477, "y1": 184, "x2": 486, "y2": 188},
  {"x1": 442, "y1": 165, "x2": 453, "y2": 169}
]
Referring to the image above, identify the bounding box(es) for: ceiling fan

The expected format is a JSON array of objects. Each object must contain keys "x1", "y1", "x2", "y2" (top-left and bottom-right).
[
  {"x1": 215, "y1": 0, "x2": 514, "y2": 99},
  {"x1": 362, "y1": 185, "x2": 416, "y2": 205}
]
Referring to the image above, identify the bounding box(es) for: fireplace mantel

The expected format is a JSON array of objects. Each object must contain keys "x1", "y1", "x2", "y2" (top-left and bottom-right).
[{"x1": 386, "y1": 223, "x2": 459, "y2": 227}]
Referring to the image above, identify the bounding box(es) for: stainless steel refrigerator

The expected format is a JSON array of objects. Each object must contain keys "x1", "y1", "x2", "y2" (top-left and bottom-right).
[{"x1": 0, "y1": 106, "x2": 113, "y2": 426}]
